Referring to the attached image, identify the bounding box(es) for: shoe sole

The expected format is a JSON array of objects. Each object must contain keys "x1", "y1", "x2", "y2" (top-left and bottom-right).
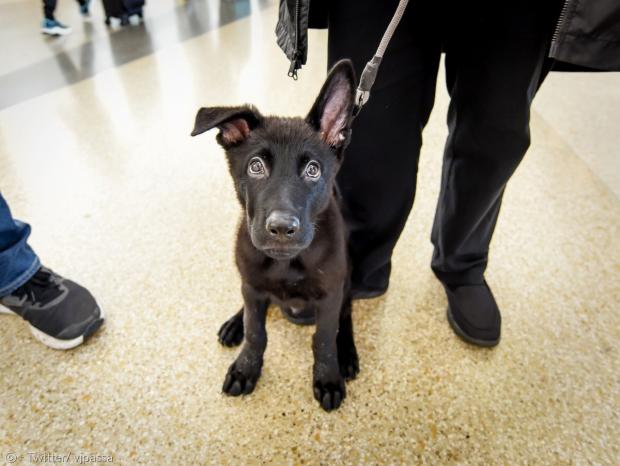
[
  {"x1": 446, "y1": 306, "x2": 500, "y2": 348},
  {"x1": 0, "y1": 303, "x2": 104, "y2": 350},
  {"x1": 351, "y1": 288, "x2": 387, "y2": 300},
  {"x1": 41, "y1": 28, "x2": 72, "y2": 36}
]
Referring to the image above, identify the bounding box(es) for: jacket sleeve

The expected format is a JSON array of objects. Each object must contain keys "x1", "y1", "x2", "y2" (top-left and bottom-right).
[{"x1": 550, "y1": 0, "x2": 620, "y2": 71}]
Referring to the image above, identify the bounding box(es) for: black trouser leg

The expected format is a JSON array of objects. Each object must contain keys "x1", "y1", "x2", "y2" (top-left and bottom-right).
[
  {"x1": 328, "y1": 0, "x2": 442, "y2": 293},
  {"x1": 430, "y1": 5, "x2": 556, "y2": 286},
  {"x1": 43, "y1": 0, "x2": 57, "y2": 20},
  {"x1": 43, "y1": 0, "x2": 86, "y2": 20}
]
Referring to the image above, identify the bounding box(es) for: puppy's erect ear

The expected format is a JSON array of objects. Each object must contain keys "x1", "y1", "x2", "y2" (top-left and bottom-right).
[
  {"x1": 306, "y1": 59, "x2": 356, "y2": 151},
  {"x1": 191, "y1": 106, "x2": 262, "y2": 148}
]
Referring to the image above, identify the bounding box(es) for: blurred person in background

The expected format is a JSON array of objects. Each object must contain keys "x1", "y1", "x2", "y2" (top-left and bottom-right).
[{"x1": 41, "y1": 0, "x2": 91, "y2": 35}]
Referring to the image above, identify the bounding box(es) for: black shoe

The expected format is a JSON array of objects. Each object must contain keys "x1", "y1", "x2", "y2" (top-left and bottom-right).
[
  {"x1": 442, "y1": 281, "x2": 501, "y2": 347},
  {"x1": 280, "y1": 306, "x2": 315, "y2": 325},
  {"x1": 0, "y1": 267, "x2": 104, "y2": 350}
]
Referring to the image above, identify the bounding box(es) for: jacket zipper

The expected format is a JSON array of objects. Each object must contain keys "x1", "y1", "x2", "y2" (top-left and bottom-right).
[
  {"x1": 550, "y1": 0, "x2": 571, "y2": 54},
  {"x1": 288, "y1": 0, "x2": 302, "y2": 80}
]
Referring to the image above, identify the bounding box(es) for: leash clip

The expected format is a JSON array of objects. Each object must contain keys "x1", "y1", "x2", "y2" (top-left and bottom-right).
[
  {"x1": 356, "y1": 88, "x2": 369, "y2": 108},
  {"x1": 353, "y1": 88, "x2": 369, "y2": 117}
]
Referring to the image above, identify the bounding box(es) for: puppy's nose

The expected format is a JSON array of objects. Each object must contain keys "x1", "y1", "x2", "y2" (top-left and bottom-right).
[{"x1": 266, "y1": 211, "x2": 300, "y2": 240}]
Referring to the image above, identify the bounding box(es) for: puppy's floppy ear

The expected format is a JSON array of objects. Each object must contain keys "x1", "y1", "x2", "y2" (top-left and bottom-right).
[
  {"x1": 191, "y1": 105, "x2": 262, "y2": 148},
  {"x1": 306, "y1": 59, "x2": 356, "y2": 151}
]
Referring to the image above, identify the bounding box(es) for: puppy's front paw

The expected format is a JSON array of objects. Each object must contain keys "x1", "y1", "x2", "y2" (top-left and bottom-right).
[
  {"x1": 218, "y1": 311, "x2": 244, "y2": 347},
  {"x1": 313, "y1": 374, "x2": 346, "y2": 411},
  {"x1": 222, "y1": 361, "x2": 260, "y2": 396}
]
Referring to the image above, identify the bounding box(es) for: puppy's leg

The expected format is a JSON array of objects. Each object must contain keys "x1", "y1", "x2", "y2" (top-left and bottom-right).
[
  {"x1": 337, "y1": 295, "x2": 359, "y2": 380},
  {"x1": 217, "y1": 307, "x2": 244, "y2": 347},
  {"x1": 222, "y1": 285, "x2": 269, "y2": 396},
  {"x1": 312, "y1": 290, "x2": 346, "y2": 411}
]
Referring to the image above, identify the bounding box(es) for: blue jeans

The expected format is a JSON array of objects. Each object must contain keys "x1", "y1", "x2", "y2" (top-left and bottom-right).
[{"x1": 0, "y1": 193, "x2": 40, "y2": 297}]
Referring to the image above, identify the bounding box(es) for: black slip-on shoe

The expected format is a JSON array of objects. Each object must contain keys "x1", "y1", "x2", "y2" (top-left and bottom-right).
[
  {"x1": 280, "y1": 306, "x2": 315, "y2": 325},
  {"x1": 442, "y1": 281, "x2": 501, "y2": 347},
  {"x1": 0, "y1": 267, "x2": 104, "y2": 350}
]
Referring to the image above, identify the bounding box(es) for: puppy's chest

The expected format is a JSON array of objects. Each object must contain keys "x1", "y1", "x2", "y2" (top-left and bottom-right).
[{"x1": 253, "y1": 260, "x2": 326, "y2": 303}]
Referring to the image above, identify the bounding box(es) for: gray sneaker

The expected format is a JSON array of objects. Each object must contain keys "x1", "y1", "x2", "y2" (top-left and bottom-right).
[{"x1": 0, "y1": 267, "x2": 104, "y2": 350}]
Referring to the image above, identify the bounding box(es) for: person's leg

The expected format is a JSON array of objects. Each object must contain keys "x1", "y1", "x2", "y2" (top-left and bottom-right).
[
  {"x1": 0, "y1": 193, "x2": 104, "y2": 350},
  {"x1": 43, "y1": 0, "x2": 57, "y2": 20},
  {"x1": 328, "y1": 0, "x2": 442, "y2": 297},
  {"x1": 42, "y1": 0, "x2": 87, "y2": 20},
  {"x1": 0, "y1": 193, "x2": 40, "y2": 297},
  {"x1": 431, "y1": 3, "x2": 559, "y2": 345}
]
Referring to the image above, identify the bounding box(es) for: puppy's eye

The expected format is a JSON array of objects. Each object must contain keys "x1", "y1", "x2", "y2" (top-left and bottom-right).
[
  {"x1": 248, "y1": 157, "x2": 267, "y2": 177},
  {"x1": 304, "y1": 161, "x2": 321, "y2": 179}
]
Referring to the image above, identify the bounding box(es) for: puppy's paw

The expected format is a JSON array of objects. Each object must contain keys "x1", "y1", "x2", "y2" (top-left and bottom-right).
[
  {"x1": 313, "y1": 374, "x2": 346, "y2": 411},
  {"x1": 217, "y1": 312, "x2": 244, "y2": 347},
  {"x1": 222, "y1": 362, "x2": 260, "y2": 396},
  {"x1": 338, "y1": 342, "x2": 359, "y2": 381}
]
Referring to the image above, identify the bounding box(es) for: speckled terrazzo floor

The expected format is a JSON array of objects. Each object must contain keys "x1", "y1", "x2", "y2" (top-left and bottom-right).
[{"x1": 1, "y1": 3, "x2": 619, "y2": 465}]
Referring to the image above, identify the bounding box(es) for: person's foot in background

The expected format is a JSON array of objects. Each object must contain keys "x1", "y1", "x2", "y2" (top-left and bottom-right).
[
  {"x1": 80, "y1": 0, "x2": 92, "y2": 21},
  {"x1": 41, "y1": 18, "x2": 72, "y2": 35},
  {"x1": 0, "y1": 266, "x2": 104, "y2": 350}
]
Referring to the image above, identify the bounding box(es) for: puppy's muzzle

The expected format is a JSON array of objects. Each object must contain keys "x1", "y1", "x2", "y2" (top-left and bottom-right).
[{"x1": 266, "y1": 211, "x2": 300, "y2": 242}]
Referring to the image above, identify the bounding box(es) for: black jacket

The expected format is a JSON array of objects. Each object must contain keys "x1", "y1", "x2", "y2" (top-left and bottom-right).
[
  {"x1": 276, "y1": 0, "x2": 620, "y2": 76},
  {"x1": 550, "y1": 0, "x2": 620, "y2": 70},
  {"x1": 276, "y1": 0, "x2": 328, "y2": 78}
]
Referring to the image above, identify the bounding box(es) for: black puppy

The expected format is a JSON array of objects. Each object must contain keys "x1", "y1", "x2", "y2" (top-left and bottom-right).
[{"x1": 191, "y1": 60, "x2": 359, "y2": 411}]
